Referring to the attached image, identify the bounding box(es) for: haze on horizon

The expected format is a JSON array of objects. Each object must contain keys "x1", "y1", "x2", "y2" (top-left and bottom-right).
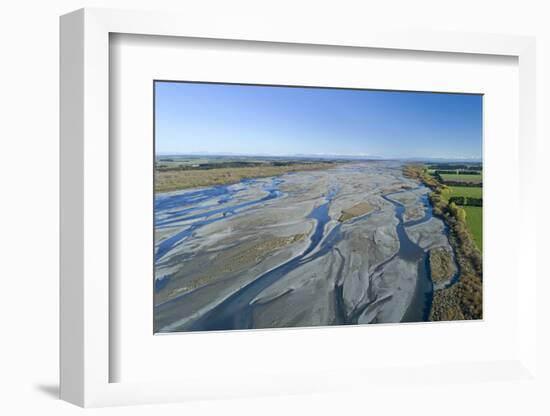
[{"x1": 155, "y1": 81, "x2": 483, "y2": 160}]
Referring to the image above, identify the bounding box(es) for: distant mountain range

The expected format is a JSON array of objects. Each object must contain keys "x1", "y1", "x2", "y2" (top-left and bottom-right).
[{"x1": 157, "y1": 151, "x2": 482, "y2": 163}]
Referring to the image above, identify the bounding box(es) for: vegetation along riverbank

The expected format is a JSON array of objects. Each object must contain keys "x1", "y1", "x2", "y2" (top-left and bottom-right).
[
  {"x1": 155, "y1": 156, "x2": 337, "y2": 192},
  {"x1": 404, "y1": 164, "x2": 483, "y2": 321}
]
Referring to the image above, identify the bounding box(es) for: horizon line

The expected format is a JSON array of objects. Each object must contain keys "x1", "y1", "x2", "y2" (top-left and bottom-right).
[{"x1": 155, "y1": 152, "x2": 482, "y2": 162}]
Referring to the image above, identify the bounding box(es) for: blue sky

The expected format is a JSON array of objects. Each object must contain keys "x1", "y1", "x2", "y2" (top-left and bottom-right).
[{"x1": 155, "y1": 81, "x2": 482, "y2": 160}]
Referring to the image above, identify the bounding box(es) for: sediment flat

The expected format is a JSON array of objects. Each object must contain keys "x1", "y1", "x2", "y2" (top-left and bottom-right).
[{"x1": 154, "y1": 161, "x2": 457, "y2": 332}]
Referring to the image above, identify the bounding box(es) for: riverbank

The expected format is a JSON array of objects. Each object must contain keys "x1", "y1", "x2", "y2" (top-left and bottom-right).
[
  {"x1": 155, "y1": 162, "x2": 337, "y2": 192},
  {"x1": 403, "y1": 165, "x2": 482, "y2": 321}
]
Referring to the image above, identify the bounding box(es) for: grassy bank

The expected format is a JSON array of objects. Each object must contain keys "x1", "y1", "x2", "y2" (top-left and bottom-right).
[
  {"x1": 449, "y1": 186, "x2": 482, "y2": 199},
  {"x1": 438, "y1": 185, "x2": 483, "y2": 251},
  {"x1": 439, "y1": 173, "x2": 482, "y2": 183},
  {"x1": 403, "y1": 165, "x2": 483, "y2": 321},
  {"x1": 155, "y1": 162, "x2": 335, "y2": 192},
  {"x1": 463, "y1": 206, "x2": 482, "y2": 251}
]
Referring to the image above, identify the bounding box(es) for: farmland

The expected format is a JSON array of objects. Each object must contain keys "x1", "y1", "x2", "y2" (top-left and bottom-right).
[
  {"x1": 463, "y1": 206, "x2": 483, "y2": 251},
  {"x1": 449, "y1": 186, "x2": 482, "y2": 199},
  {"x1": 439, "y1": 173, "x2": 482, "y2": 184},
  {"x1": 443, "y1": 186, "x2": 482, "y2": 251},
  {"x1": 438, "y1": 187, "x2": 481, "y2": 203},
  {"x1": 426, "y1": 168, "x2": 483, "y2": 252},
  {"x1": 155, "y1": 155, "x2": 337, "y2": 192}
]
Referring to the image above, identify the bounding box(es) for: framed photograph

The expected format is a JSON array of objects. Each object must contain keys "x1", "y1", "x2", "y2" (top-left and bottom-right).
[
  {"x1": 60, "y1": 8, "x2": 538, "y2": 407},
  {"x1": 152, "y1": 82, "x2": 483, "y2": 333}
]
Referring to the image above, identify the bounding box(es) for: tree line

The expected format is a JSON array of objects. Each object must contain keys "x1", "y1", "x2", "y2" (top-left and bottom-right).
[
  {"x1": 428, "y1": 164, "x2": 481, "y2": 170},
  {"x1": 448, "y1": 196, "x2": 483, "y2": 206},
  {"x1": 435, "y1": 170, "x2": 481, "y2": 175}
]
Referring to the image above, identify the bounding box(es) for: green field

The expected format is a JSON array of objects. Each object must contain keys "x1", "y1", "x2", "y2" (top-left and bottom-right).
[
  {"x1": 463, "y1": 206, "x2": 483, "y2": 251},
  {"x1": 440, "y1": 173, "x2": 482, "y2": 183},
  {"x1": 427, "y1": 170, "x2": 483, "y2": 251},
  {"x1": 437, "y1": 185, "x2": 482, "y2": 204},
  {"x1": 449, "y1": 186, "x2": 483, "y2": 199}
]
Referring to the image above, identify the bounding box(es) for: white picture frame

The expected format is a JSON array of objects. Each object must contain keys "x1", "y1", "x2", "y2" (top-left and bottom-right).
[{"x1": 60, "y1": 7, "x2": 537, "y2": 407}]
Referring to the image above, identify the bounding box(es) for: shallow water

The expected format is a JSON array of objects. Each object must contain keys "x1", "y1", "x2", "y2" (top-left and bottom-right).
[
  {"x1": 186, "y1": 187, "x2": 342, "y2": 331},
  {"x1": 383, "y1": 190, "x2": 433, "y2": 322},
  {"x1": 155, "y1": 178, "x2": 283, "y2": 263}
]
